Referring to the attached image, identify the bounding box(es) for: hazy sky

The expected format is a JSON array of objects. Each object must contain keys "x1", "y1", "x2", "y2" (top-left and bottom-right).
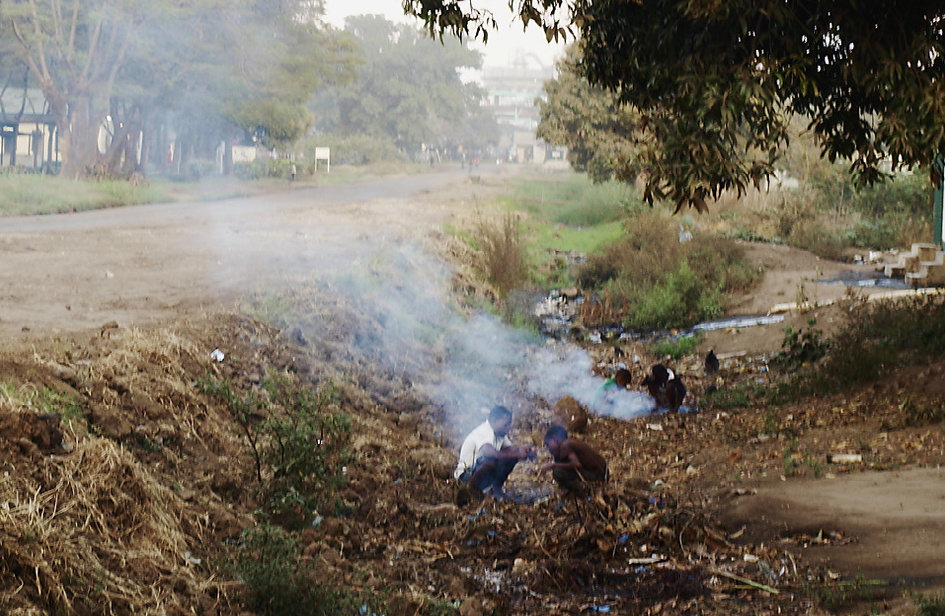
[{"x1": 323, "y1": 0, "x2": 565, "y2": 69}]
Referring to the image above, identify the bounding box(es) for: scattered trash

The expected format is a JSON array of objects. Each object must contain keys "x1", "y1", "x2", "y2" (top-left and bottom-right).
[
  {"x1": 646, "y1": 423, "x2": 663, "y2": 431},
  {"x1": 210, "y1": 348, "x2": 225, "y2": 362},
  {"x1": 183, "y1": 551, "x2": 202, "y2": 566},
  {"x1": 826, "y1": 453, "x2": 862, "y2": 464}
]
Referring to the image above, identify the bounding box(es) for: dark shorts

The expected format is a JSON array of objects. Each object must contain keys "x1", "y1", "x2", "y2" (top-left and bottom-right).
[
  {"x1": 459, "y1": 455, "x2": 518, "y2": 492},
  {"x1": 552, "y1": 467, "x2": 608, "y2": 495}
]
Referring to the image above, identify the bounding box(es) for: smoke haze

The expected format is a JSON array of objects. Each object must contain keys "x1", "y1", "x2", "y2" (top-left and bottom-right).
[{"x1": 303, "y1": 241, "x2": 654, "y2": 442}]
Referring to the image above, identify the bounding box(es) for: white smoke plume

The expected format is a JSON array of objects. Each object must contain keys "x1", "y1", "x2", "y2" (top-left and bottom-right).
[
  {"x1": 522, "y1": 343, "x2": 655, "y2": 420},
  {"x1": 311, "y1": 243, "x2": 656, "y2": 440}
]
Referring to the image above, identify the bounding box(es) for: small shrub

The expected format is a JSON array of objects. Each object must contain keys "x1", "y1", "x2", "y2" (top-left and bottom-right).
[
  {"x1": 917, "y1": 593, "x2": 945, "y2": 616},
  {"x1": 185, "y1": 159, "x2": 220, "y2": 181},
  {"x1": 231, "y1": 524, "x2": 369, "y2": 616},
  {"x1": 785, "y1": 294, "x2": 945, "y2": 398},
  {"x1": 302, "y1": 134, "x2": 405, "y2": 165},
  {"x1": 233, "y1": 160, "x2": 270, "y2": 180},
  {"x1": 232, "y1": 525, "x2": 310, "y2": 614},
  {"x1": 576, "y1": 220, "x2": 757, "y2": 330},
  {"x1": 775, "y1": 318, "x2": 829, "y2": 371},
  {"x1": 650, "y1": 333, "x2": 702, "y2": 361},
  {"x1": 197, "y1": 373, "x2": 352, "y2": 527}
]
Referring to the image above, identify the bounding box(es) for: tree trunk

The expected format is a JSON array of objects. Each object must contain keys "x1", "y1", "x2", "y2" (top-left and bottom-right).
[
  {"x1": 139, "y1": 122, "x2": 150, "y2": 173},
  {"x1": 60, "y1": 98, "x2": 106, "y2": 179},
  {"x1": 223, "y1": 138, "x2": 234, "y2": 176}
]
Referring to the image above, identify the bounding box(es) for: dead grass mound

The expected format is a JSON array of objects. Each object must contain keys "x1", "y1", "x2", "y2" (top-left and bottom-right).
[{"x1": 0, "y1": 438, "x2": 213, "y2": 615}]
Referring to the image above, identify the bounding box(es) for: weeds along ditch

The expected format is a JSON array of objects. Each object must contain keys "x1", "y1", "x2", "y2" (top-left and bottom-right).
[{"x1": 470, "y1": 170, "x2": 945, "y2": 413}]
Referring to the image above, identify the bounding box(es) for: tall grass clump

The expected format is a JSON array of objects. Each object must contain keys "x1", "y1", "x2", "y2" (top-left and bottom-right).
[{"x1": 474, "y1": 212, "x2": 529, "y2": 298}]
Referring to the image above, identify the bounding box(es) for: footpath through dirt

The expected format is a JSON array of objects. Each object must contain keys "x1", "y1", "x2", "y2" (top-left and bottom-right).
[{"x1": 1, "y1": 166, "x2": 943, "y2": 615}]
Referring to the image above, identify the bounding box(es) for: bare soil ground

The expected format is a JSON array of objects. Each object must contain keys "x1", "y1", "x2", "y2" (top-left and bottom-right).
[{"x1": 0, "y1": 166, "x2": 942, "y2": 615}]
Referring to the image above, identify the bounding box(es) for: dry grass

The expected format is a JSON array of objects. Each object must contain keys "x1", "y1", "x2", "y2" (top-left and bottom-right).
[{"x1": 0, "y1": 439, "x2": 212, "y2": 614}]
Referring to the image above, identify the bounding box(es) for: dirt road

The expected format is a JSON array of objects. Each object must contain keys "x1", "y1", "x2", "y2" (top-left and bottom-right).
[{"x1": 0, "y1": 169, "x2": 479, "y2": 342}]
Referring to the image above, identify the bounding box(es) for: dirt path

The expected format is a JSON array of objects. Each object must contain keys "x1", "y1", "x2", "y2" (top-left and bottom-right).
[
  {"x1": 0, "y1": 169, "x2": 488, "y2": 343},
  {"x1": 2, "y1": 166, "x2": 942, "y2": 612}
]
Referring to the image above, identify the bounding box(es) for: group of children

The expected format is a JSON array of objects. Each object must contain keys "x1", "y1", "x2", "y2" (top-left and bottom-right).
[
  {"x1": 453, "y1": 405, "x2": 608, "y2": 501},
  {"x1": 454, "y1": 362, "x2": 687, "y2": 501}
]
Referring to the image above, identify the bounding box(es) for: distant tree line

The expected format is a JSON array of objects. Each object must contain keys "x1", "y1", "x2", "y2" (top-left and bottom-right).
[
  {"x1": 308, "y1": 15, "x2": 498, "y2": 164},
  {"x1": 0, "y1": 2, "x2": 496, "y2": 180}
]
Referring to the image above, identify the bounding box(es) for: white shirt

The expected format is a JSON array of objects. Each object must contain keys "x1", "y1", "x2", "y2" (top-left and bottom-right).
[{"x1": 453, "y1": 420, "x2": 512, "y2": 479}]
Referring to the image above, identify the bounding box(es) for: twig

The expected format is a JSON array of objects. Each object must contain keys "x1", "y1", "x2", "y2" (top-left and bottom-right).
[{"x1": 711, "y1": 569, "x2": 780, "y2": 594}]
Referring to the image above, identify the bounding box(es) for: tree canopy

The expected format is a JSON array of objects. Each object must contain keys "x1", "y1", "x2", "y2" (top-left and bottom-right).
[
  {"x1": 536, "y1": 45, "x2": 639, "y2": 183},
  {"x1": 311, "y1": 15, "x2": 490, "y2": 155},
  {"x1": 0, "y1": 0, "x2": 353, "y2": 178},
  {"x1": 405, "y1": 0, "x2": 945, "y2": 211}
]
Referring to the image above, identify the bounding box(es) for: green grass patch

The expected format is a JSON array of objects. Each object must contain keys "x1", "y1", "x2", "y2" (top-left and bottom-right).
[
  {"x1": 650, "y1": 333, "x2": 703, "y2": 361},
  {"x1": 0, "y1": 174, "x2": 170, "y2": 215},
  {"x1": 0, "y1": 382, "x2": 84, "y2": 421},
  {"x1": 510, "y1": 175, "x2": 639, "y2": 227}
]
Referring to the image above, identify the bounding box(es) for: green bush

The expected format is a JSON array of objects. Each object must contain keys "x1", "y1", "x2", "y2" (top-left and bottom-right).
[
  {"x1": 301, "y1": 134, "x2": 405, "y2": 165},
  {"x1": 575, "y1": 216, "x2": 758, "y2": 330},
  {"x1": 782, "y1": 294, "x2": 945, "y2": 398},
  {"x1": 624, "y1": 259, "x2": 724, "y2": 329},
  {"x1": 197, "y1": 373, "x2": 352, "y2": 527},
  {"x1": 917, "y1": 593, "x2": 945, "y2": 616},
  {"x1": 650, "y1": 333, "x2": 703, "y2": 361},
  {"x1": 512, "y1": 175, "x2": 640, "y2": 227},
  {"x1": 704, "y1": 381, "x2": 767, "y2": 409},
  {"x1": 231, "y1": 524, "x2": 372, "y2": 616}
]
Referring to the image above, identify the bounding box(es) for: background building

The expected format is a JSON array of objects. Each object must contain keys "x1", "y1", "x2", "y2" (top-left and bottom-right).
[{"x1": 481, "y1": 51, "x2": 566, "y2": 164}]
